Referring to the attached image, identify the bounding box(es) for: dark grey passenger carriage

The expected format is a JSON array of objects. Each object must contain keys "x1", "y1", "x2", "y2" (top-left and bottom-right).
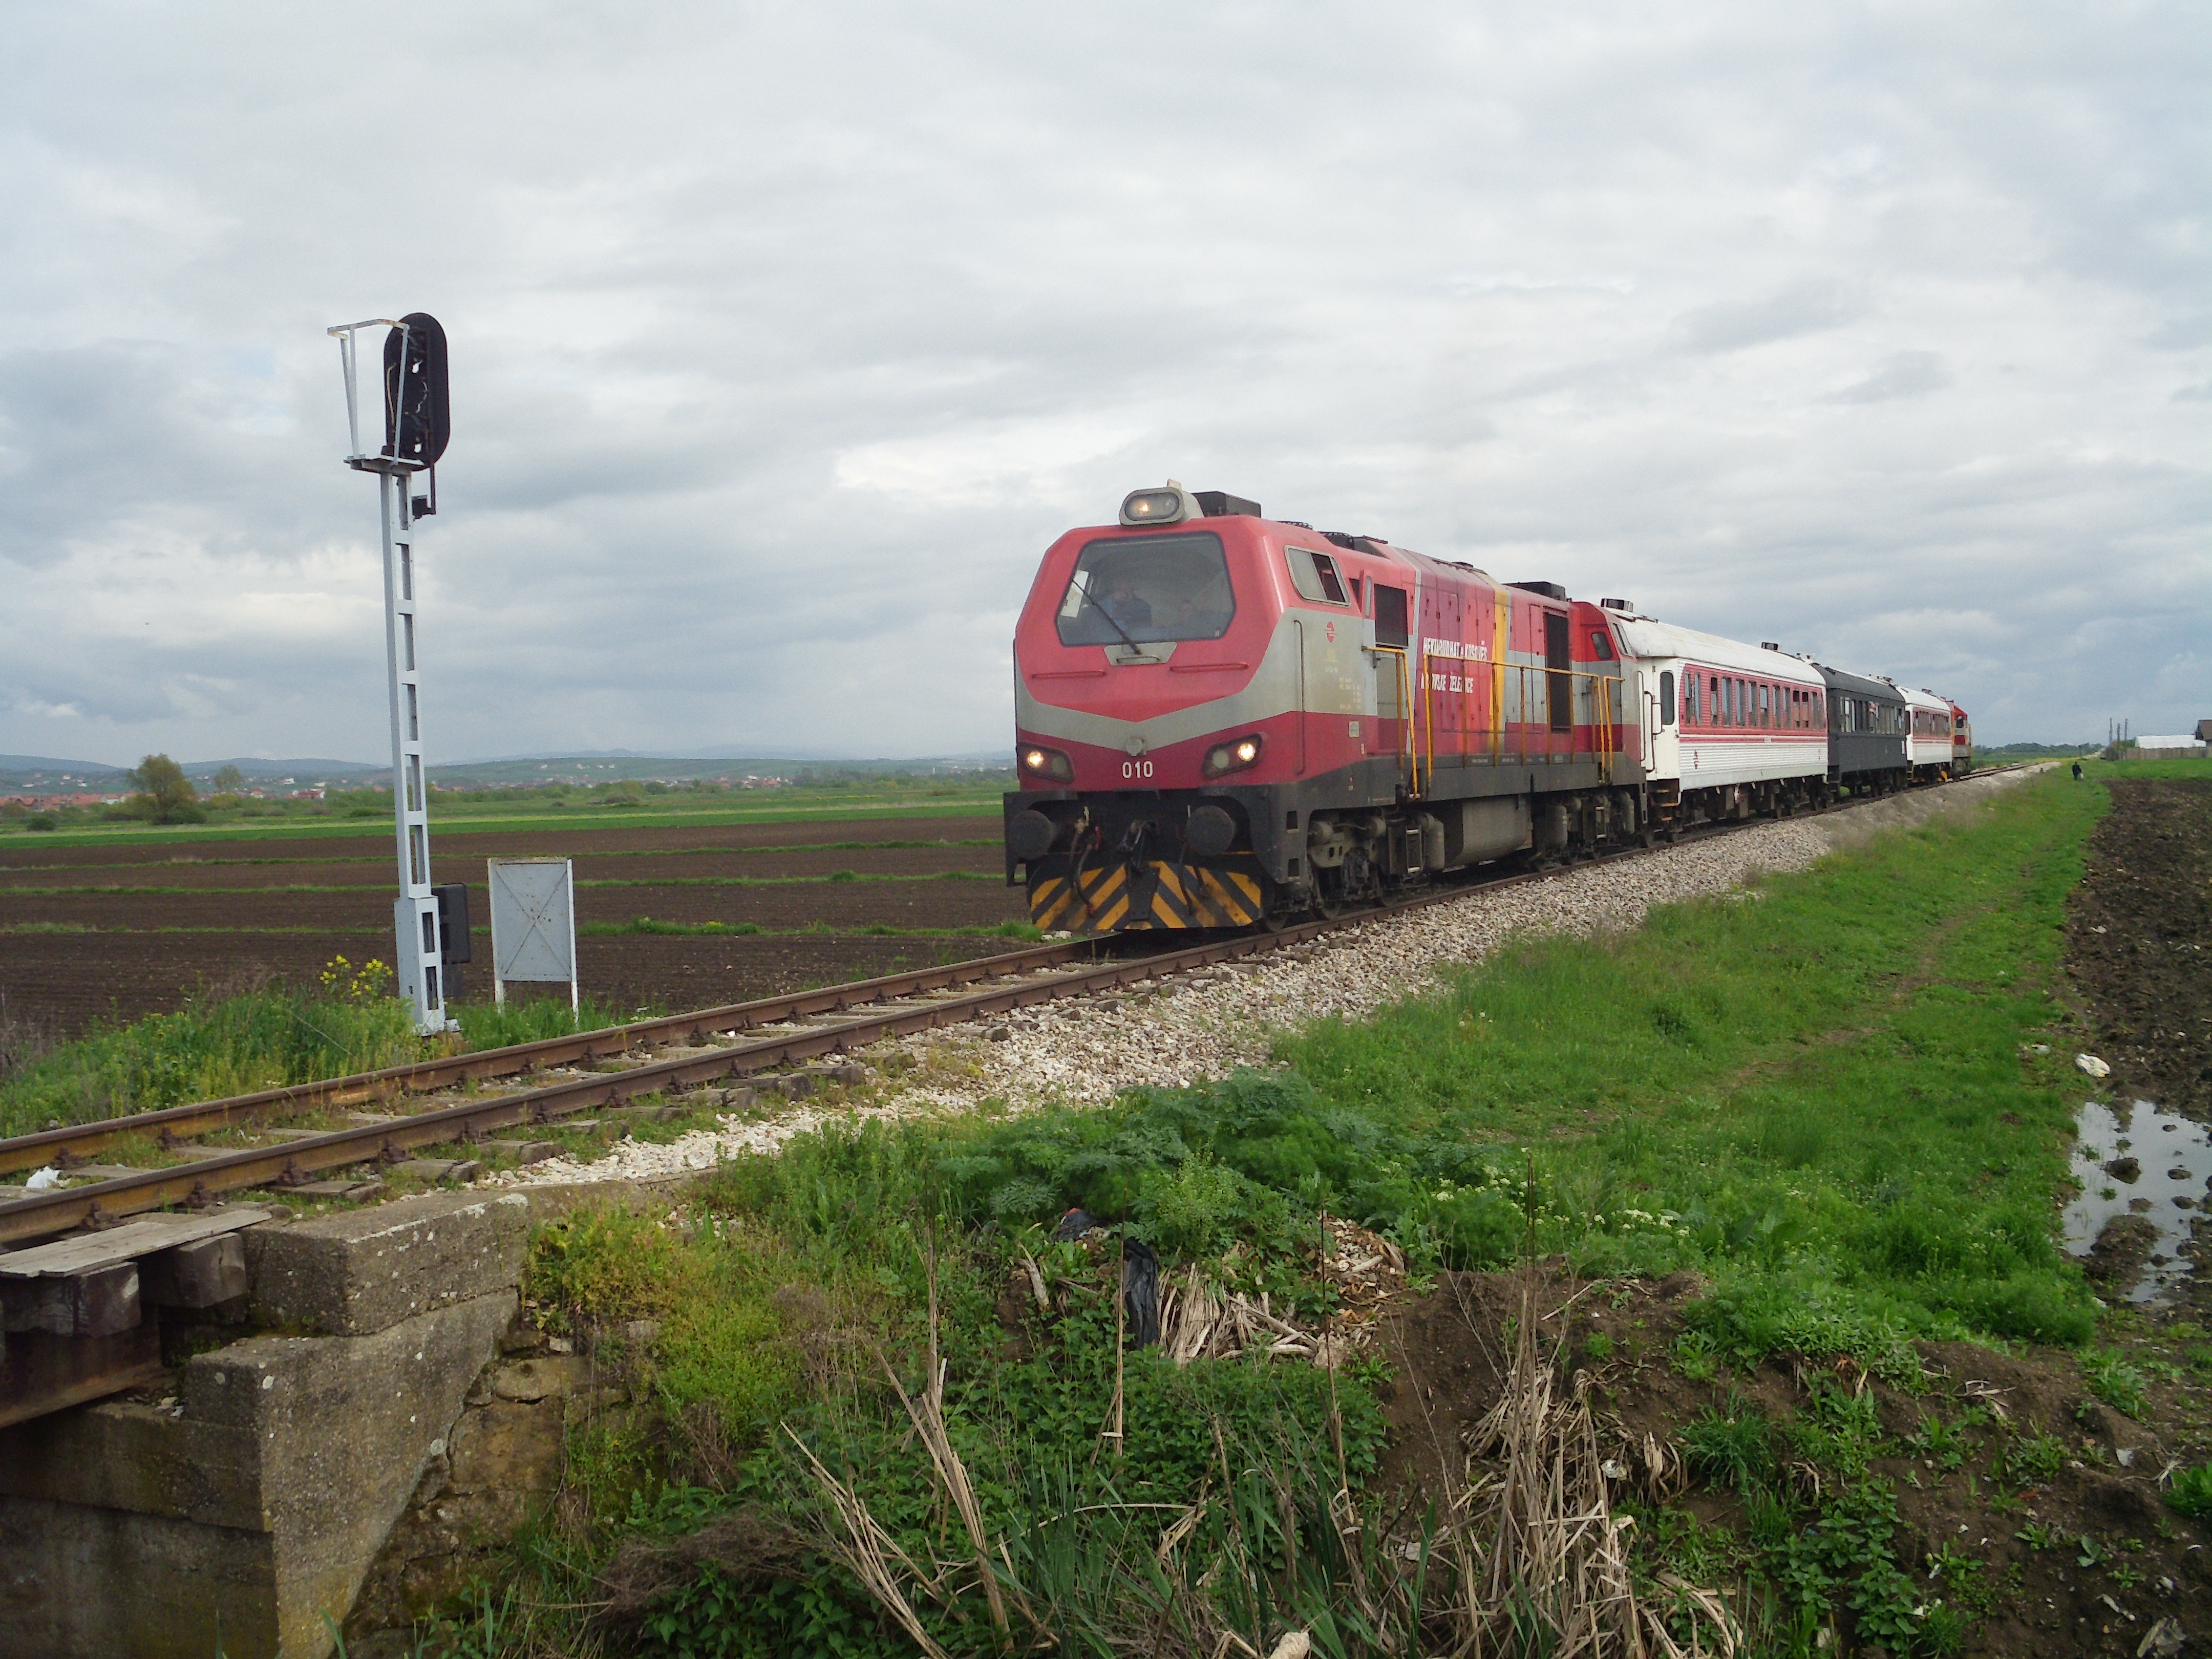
[{"x1": 1816, "y1": 664, "x2": 1910, "y2": 795}]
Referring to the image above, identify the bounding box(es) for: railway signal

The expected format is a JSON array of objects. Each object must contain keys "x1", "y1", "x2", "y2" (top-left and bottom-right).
[{"x1": 327, "y1": 312, "x2": 460, "y2": 1035}]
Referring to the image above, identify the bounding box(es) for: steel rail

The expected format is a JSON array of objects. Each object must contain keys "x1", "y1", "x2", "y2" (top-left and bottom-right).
[
  {"x1": 0, "y1": 937, "x2": 1122, "y2": 1176},
  {"x1": 0, "y1": 920, "x2": 1355, "y2": 1244},
  {"x1": 0, "y1": 764, "x2": 2027, "y2": 1245}
]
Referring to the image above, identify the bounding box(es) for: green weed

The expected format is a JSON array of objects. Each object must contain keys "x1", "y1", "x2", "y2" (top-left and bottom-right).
[
  {"x1": 2081, "y1": 1348, "x2": 2151, "y2": 1418},
  {"x1": 1682, "y1": 1393, "x2": 1776, "y2": 1491},
  {"x1": 451, "y1": 994, "x2": 645, "y2": 1051},
  {"x1": 2166, "y1": 1462, "x2": 2212, "y2": 1519},
  {"x1": 2000, "y1": 1430, "x2": 2068, "y2": 1487}
]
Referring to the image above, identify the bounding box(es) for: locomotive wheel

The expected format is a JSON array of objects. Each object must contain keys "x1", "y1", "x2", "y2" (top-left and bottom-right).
[{"x1": 1314, "y1": 873, "x2": 1347, "y2": 920}]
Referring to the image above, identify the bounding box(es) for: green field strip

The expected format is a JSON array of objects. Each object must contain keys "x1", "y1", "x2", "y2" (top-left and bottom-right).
[
  {"x1": 0, "y1": 836, "x2": 1005, "y2": 875},
  {"x1": 4, "y1": 920, "x2": 1033, "y2": 940},
  {"x1": 1, "y1": 869, "x2": 1004, "y2": 896},
  {"x1": 0, "y1": 794, "x2": 1003, "y2": 850}
]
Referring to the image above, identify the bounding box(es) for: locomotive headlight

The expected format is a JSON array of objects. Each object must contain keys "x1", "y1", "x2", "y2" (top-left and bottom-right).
[
  {"x1": 1020, "y1": 745, "x2": 1074, "y2": 783},
  {"x1": 1120, "y1": 483, "x2": 1196, "y2": 526},
  {"x1": 1202, "y1": 734, "x2": 1264, "y2": 777}
]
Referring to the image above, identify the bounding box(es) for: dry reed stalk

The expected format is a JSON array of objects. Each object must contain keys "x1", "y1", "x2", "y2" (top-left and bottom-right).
[
  {"x1": 1103, "y1": 1232, "x2": 1126, "y2": 1452},
  {"x1": 1458, "y1": 1267, "x2": 1740, "y2": 1659},
  {"x1": 877, "y1": 1227, "x2": 1034, "y2": 1639},
  {"x1": 1468, "y1": 1274, "x2": 1634, "y2": 1658},
  {"x1": 786, "y1": 1429, "x2": 955, "y2": 1659}
]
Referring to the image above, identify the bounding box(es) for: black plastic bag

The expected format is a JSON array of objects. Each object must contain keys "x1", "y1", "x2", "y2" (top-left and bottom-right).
[{"x1": 1121, "y1": 1238, "x2": 1160, "y2": 1349}]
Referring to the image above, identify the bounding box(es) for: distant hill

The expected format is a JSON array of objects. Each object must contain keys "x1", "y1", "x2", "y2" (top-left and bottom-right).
[
  {"x1": 0, "y1": 755, "x2": 128, "y2": 775},
  {"x1": 189, "y1": 757, "x2": 386, "y2": 777},
  {"x1": 0, "y1": 755, "x2": 387, "y2": 792}
]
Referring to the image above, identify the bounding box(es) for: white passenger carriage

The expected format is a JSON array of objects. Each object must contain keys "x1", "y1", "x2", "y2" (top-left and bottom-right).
[
  {"x1": 1608, "y1": 613, "x2": 1830, "y2": 830},
  {"x1": 1899, "y1": 684, "x2": 1956, "y2": 781}
]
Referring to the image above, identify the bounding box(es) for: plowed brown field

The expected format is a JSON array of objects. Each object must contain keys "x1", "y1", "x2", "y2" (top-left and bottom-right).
[{"x1": 1, "y1": 813, "x2": 1020, "y2": 1033}]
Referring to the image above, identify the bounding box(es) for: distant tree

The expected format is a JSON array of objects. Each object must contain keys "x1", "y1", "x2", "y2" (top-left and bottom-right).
[
  {"x1": 212, "y1": 764, "x2": 245, "y2": 792},
  {"x1": 128, "y1": 754, "x2": 203, "y2": 824}
]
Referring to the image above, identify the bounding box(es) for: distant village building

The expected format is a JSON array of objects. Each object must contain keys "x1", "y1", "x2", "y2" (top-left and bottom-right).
[
  {"x1": 0, "y1": 792, "x2": 117, "y2": 809},
  {"x1": 2134, "y1": 734, "x2": 2209, "y2": 758}
]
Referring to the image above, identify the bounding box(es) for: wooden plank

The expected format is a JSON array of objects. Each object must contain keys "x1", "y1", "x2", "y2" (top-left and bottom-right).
[
  {"x1": 0, "y1": 1323, "x2": 164, "y2": 1430},
  {"x1": 141, "y1": 1234, "x2": 248, "y2": 1309},
  {"x1": 0, "y1": 1207, "x2": 271, "y2": 1279}
]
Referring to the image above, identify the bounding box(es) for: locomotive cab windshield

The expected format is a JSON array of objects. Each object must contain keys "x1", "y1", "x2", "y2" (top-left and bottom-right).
[{"x1": 1055, "y1": 532, "x2": 1237, "y2": 646}]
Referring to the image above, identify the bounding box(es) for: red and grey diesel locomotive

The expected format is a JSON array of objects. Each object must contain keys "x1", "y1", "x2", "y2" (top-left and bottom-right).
[{"x1": 1003, "y1": 483, "x2": 1969, "y2": 932}]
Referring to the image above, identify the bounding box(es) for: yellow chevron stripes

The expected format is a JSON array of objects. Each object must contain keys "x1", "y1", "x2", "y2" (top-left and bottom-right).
[{"x1": 1029, "y1": 859, "x2": 1265, "y2": 931}]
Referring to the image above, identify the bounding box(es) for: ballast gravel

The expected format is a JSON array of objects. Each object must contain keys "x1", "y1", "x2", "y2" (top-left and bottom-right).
[{"x1": 494, "y1": 766, "x2": 2040, "y2": 1192}]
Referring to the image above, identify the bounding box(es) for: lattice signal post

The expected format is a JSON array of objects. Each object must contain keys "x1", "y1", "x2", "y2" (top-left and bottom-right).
[{"x1": 327, "y1": 313, "x2": 463, "y2": 1035}]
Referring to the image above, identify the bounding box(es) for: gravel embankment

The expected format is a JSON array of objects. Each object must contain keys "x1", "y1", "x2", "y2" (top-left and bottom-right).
[{"x1": 496, "y1": 767, "x2": 2041, "y2": 1190}]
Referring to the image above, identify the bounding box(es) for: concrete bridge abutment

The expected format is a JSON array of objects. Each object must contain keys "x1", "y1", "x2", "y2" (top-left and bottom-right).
[{"x1": 0, "y1": 1187, "x2": 558, "y2": 1658}]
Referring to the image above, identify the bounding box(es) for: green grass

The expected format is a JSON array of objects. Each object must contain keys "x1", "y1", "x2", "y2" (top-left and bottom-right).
[
  {"x1": 0, "y1": 788, "x2": 1004, "y2": 850},
  {"x1": 0, "y1": 977, "x2": 422, "y2": 1137},
  {"x1": 2076, "y1": 755, "x2": 2210, "y2": 781},
  {"x1": 1271, "y1": 766, "x2": 2105, "y2": 1357},
  {"x1": 449, "y1": 994, "x2": 656, "y2": 1051}
]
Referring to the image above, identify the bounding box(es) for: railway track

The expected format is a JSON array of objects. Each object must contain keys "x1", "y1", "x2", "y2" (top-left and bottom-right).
[{"x1": 0, "y1": 768, "x2": 2025, "y2": 1246}]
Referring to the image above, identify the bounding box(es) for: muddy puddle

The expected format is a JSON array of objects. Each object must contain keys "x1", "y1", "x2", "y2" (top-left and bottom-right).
[{"x1": 2065, "y1": 1097, "x2": 2212, "y2": 1301}]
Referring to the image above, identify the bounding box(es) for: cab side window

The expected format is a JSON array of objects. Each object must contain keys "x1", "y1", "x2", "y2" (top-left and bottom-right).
[
  {"x1": 1660, "y1": 670, "x2": 1676, "y2": 725},
  {"x1": 1285, "y1": 547, "x2": 1349, "y2": 605}
]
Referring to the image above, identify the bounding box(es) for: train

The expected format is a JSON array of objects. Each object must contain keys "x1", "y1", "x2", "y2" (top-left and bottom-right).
[{"x1": 1002, "y1": 482, "x2": 1970, "y2": 932}]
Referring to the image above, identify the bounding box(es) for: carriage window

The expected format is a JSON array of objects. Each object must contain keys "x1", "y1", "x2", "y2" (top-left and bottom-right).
[
  {"x1": 1284, "y1": 546, "x2": 1349, "y2": 605},
  {"x1": 1759, "y1": 683, "x2": 1771, "y2": 728},
  {"x1": 1056, "y1": 532, "x2": 1236, "y2": 646},
  {"x1": 1661, "y1": 670, "x2": 1676, "y2": 726}
]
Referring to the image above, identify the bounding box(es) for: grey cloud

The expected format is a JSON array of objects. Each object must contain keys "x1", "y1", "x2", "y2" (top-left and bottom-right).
[
  {"x1": 1821, "y1": 351, "x2": 1951, "y2": 405},
  {"x1": 2145, "y1": 314, "x2": 2212, "y2": 351},
  {"x1": 1675, "y1": 284, "x2": 1861, "y2": 354}
]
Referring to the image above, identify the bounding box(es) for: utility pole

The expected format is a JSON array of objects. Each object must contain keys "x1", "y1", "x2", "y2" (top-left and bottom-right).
[{"x1": 328, "y1": 314, "x2": 459, "y2": 1035}]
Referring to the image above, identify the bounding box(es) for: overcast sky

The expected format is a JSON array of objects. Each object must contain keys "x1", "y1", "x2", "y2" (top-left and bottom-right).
[{"x1": 1, "y1": 2, "x2": 2204, "y2": 765}]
